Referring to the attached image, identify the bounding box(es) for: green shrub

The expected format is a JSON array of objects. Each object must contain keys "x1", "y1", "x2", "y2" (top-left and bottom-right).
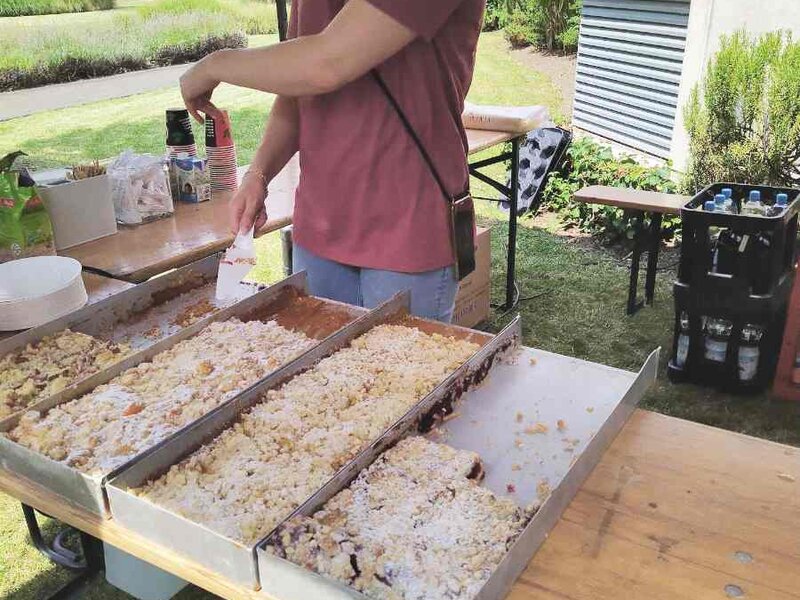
[
  {"x1": 0, "y1": 0, "x2": 114, "y2": 17},
  {"x1": 0, "y1": 0, "x2": 277, "y2": 90},
  {"x1": 501, "y1": 0, "x2": 581, "y2": 52},
  {"x1": 684, "y1": 30, "x2": 800, "y2": 192},
  {"x1": 483, "y1": 0, "x2": 518, "y2": 31},
  {"x1": 541, "y1": 137, "x2": 678, "y2": 242},
  {"x1": 504, "y1": 3, "x2": 541, "y2": 48}
]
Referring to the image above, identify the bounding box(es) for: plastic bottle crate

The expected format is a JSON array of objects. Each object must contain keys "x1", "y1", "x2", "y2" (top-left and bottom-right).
[
  {"x1": 668, "y1": 182, "x2": 799, "y2": 393},
  {"x1": 678, "y1": 183, "x2": 799, "y2": 296},
  {"x1": 667, "y1": 289, "x2": 791, "y2": 392}
]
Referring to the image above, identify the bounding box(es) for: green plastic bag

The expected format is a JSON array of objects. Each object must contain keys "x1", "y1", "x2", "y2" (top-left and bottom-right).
[{"x1": 0, "y1": 153, "x2": 54, "y2": 263}]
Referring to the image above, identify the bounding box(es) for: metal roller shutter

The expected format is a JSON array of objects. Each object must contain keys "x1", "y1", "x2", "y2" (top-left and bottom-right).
[{"x1": 573, "y1": 0, "x2": 691, "y2": 158}]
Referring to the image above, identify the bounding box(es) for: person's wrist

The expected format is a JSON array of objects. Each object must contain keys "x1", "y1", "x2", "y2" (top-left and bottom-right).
[
  {"x1": 200, "y1": 50, "x2": 226, "y2": 84},
  {"x1": 243, "y1": 168, "x2": 269, "y2": 194}
]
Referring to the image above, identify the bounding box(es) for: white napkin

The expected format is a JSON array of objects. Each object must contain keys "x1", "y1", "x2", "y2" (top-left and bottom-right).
[{"x1": 215, "y1": 227, "x2": 257, "y2": 302}]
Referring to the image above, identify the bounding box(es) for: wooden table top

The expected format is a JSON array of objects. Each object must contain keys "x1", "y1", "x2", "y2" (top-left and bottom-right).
[
  {"x1": 466, "y1": 128, "x2": 520, "y2": 154},
  {"x1": 1, "y1": 409, "x2": 797, "y2": 599},
  {"x1": 575, "y1": 185, "x2": 691, "y2": 216},
  {"x1": 60, "y1": 130, "x2": 516, "y2": 283},
  {"x1": 62, "y1": 158, "x2": 298, "y2": 283}
]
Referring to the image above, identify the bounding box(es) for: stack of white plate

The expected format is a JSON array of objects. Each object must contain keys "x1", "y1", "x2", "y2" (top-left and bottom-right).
[{"x1": 0, "y1": 256, "x2": 88, "y2": 331}]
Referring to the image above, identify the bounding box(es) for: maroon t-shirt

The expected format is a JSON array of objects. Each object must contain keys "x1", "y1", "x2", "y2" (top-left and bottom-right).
[{"x1": 288, "y1": 0, "x2": 485, "y2": 272}]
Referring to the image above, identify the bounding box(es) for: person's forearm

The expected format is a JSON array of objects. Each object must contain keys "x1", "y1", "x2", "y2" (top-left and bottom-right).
[
  {"x1": 207, "y1": 38, "x2": 338, "y2": 97},
  {"x1": 249, "y1": 95, "x2": 299, "y2": 183},
  {"x1": 199, "y1": 0, "x2": 415, "y2": 97}
]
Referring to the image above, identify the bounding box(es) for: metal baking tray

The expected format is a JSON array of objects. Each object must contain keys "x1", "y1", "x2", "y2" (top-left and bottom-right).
[
  {"x1": 0, "y1": 253, "x2": 240, "y2": 355},
  {"x1": 0, "y1": 253, "x2": 257, "y2": 421},
  {"x1": 106, "y1": 297, "x2": 517, "y2": 590},
  {"x1": 255, "y1": 346, "x2": 660, "y2": 600},
  {"x1": 0, "y1": 272, "x2": 367, "y2": 518}
]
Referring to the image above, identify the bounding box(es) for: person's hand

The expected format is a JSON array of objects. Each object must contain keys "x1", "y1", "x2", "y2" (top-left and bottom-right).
[
  {"x1": 229, "y1": 172, "x2": 269, "y2": 235},
  {"x1": 180, "y1": 54, "x2": 223, "y2": 124}
]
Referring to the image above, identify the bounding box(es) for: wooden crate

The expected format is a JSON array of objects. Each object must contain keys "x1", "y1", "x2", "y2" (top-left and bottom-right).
[{"x1": 773, "y1": 263, "x2": 800, "y2": 401}]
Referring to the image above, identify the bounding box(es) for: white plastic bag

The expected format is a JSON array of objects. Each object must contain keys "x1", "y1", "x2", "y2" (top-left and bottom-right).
[
  {"x1": 108, "y1": 150, "x2": 174, "y2": 225},
  {"x1": 216, "y1": 227, "x2": 258, "y2": 302}
]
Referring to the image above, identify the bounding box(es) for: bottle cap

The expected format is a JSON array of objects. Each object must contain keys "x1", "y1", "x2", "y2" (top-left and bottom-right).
[
  {"x1": 776, "y1": 193, "x2": 789, "y2": 206},
  {"x1": 749, "y1": 190, "x2": 761, "y2": 202},
  {"x1": 714, "y1": 194, "x2": 726, "y2": 205},
  {"x1": 704, "y1": 200, "x2": 716, "y2": 212},
  {"x1": 721, "y1": 188, "x2": 733, "y2": 199}
]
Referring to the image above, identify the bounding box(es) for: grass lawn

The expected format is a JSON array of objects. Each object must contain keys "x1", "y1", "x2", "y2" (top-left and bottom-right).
[
  {"x1": 1, "y1": 29, "x2": 799, "y2": 600},
  {"x1": 0, "y1": 0, "x2": 114, "y2": 17},
  {"x1": 0, "y1": 0, "x2": 277, "y2": 91}
]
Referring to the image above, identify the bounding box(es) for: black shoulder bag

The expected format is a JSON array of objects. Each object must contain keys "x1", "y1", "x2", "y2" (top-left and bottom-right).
[{"x1": 371, "y1": 71, "x2": 476, "y2": 280}]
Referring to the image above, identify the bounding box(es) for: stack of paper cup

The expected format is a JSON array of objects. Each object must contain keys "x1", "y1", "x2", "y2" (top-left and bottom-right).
[
  {"x1": 205, "y1": 110, "x2": 238, "y2": 193},
  {"x1": 166, "y1": 108, "x2": 198, "y2": 158}
]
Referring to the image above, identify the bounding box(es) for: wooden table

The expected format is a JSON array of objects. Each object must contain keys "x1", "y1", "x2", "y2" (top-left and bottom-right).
[
  {"x1": 2, "y1": 409, "x2": 797, "y2": 599},
  {"x1": 575, "y1": 185, "x2": 692, "y2": 315},
  {"x1": 62, "y1": 158, "x2": 298, "y2": 283},
  {"x1": 62, "y1": 130, "x2": 524, "y2": 299}
]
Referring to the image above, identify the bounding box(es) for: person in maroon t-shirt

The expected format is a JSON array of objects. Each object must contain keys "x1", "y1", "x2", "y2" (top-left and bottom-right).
[{"x1": 180, "y1": 0, "x2": 485, "y2": 322}]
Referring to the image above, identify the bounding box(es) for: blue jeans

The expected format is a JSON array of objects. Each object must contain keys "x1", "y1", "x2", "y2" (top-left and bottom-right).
[{"x1": 293, "y1": 244, "x2": 458, "y2": 323}]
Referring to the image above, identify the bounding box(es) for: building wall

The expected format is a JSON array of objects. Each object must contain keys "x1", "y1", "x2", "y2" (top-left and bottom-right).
[{"x1": 669, "y1": 0, "x2": 800, "y2": 171}]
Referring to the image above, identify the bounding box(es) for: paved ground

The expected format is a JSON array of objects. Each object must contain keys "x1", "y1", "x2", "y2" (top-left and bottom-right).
[{"x1": 0, "y1": 64, "x2": 191, "y2": 121}]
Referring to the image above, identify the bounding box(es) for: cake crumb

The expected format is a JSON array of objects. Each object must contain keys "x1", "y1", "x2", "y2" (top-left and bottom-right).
[
  {"x1": 442, "y1": 411, "x2": 460, "y2": 423},
  {"x1": 524, "y1": 423, "x2": 548, "y2": 435},
  {"x1": 586, "y1": 407, "x2": 594, "y2": 413},
  {"x1": 557, "y1": 419, "x2": 567, "y2": 431},
  {"x1": 515, "y1": 412, "x2": 524, "y2": 423},
  {"x1": 511, "y1": 464, "x2": 522, "y2": 472},
  {"x1": 514, "y1": 438, "x2": 524, "y2": 449},
  {"x1": 777, "y1": 473, "x2": 796, "y2": 482},
  {"x1": 506, "y1": 483, "x2": 516, "y2": 493},
  {"x1": 529, "y1": 357, "x2": 537, "y2": 366},
  {"x1": 537, "y1": 479, "x2": 551, "y2": 501}
]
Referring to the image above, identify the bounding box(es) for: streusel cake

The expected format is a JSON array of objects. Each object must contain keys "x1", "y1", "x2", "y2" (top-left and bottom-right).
[
  {"x1": 6, "y1": 319, "x2": 315, "y2": 475},
  {"x1": 136, "y1": 325, "x2": 480, "y2": 545},
  {"x1": 268, "y1": 437, "x2": 533, "y2": 600},
  {"x1": 0, "y1": 330, "x2": 130, "y2": 419}
]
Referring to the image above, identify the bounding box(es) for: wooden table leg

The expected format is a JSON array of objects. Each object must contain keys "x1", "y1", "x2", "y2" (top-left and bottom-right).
[
  {"x1": 627, "y1": 211, "x2": 646, "y2": 315},
  {"x1": 644, "y1": 212, "x2": 663, "y2": 306}
]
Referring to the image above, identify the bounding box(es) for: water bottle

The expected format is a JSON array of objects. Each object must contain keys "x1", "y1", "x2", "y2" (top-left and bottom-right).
[
  {"x1": 721, "y1": 188, "x2": 736, "y2": 213},
  {"x1": 705, "y1": 200, "x2": 720, "y2": 272},
  {"x1": 742, "y1": 190, "x2": 766, "y2": 216},
  {"x1": 737, "y1": 324, "x2": 763, "y2": 382},
  {"x1": 769, "y1": 192, "x2": 789, "y2": 217},
  {"x1": 752, "y1": 232, "x2": 773, "y2": 294},
  {"x1": 704, "y1": 318, "x2": 732, "y2": 363},
  {"x1": 675, "y1": 311, "x2": 691, "y2": 368}
]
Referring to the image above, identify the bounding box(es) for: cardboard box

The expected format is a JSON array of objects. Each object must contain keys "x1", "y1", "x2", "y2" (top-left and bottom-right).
[{"x1": 453, "y1": 227, "x2": 491, "y2": 329}]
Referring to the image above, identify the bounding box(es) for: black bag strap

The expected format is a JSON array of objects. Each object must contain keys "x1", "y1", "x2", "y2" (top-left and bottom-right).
[{"x1": 371, "y1": 70, "x2": 466, "y2": 204}]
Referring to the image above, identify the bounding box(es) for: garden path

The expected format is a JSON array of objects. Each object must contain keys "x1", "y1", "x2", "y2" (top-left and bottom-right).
[{"x1": 0, "y1": 63, "x2": 191, "y2": 121}]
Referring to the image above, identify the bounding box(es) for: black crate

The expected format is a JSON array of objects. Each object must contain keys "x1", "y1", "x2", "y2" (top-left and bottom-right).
[
  {"x1": 679, "y1": 183, "x2": 799, "y2": 298},
  {"x1": 669, "y1": 182, "x2": 799, "y2": 392},
  {"x1": 667, "y1": 279, "x2": 793, "y2": 392}
]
